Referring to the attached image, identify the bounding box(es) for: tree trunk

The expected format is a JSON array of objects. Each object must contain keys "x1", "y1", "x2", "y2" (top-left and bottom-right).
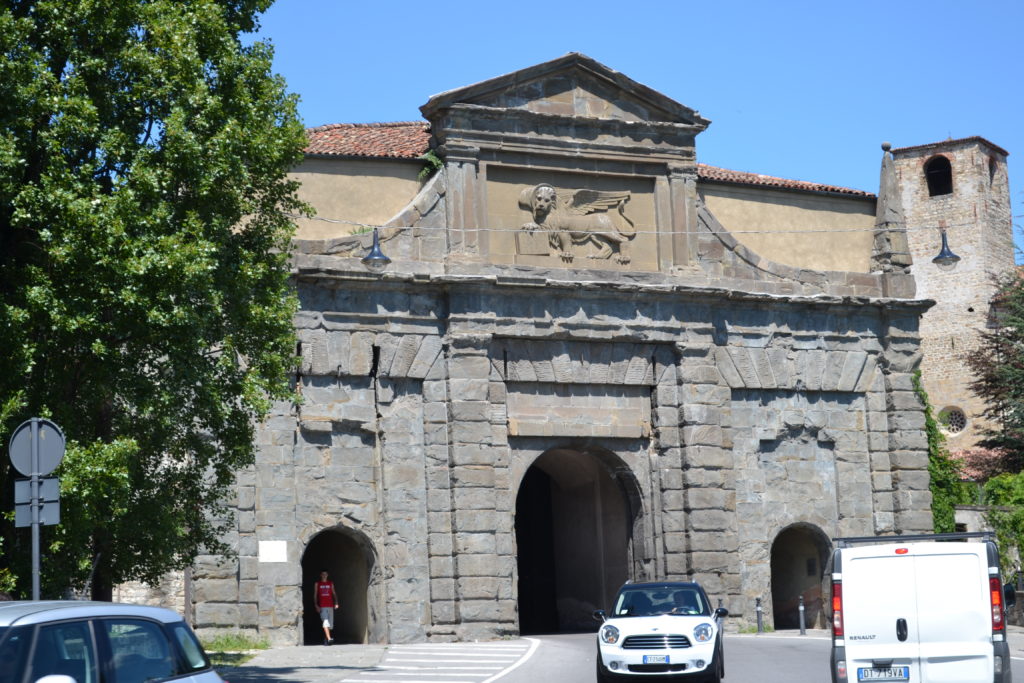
[{"x1": 90, "y1": 537, "x2": 113, "y2": 602}]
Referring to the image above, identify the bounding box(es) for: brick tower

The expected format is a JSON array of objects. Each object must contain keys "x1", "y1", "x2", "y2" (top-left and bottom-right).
[{"x1": 892, "y1": 137, "x2": 1013, "y2": 451}]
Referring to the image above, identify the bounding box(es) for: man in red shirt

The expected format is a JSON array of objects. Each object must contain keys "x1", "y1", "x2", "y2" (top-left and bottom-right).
[{"x1": 314, "y1": 570, "x2": 338, "y2": 645}]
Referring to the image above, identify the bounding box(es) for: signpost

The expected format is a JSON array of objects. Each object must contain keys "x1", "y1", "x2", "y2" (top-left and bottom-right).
[{"x1": 9, "y1": 418, "x2": 65, "y2": 600}]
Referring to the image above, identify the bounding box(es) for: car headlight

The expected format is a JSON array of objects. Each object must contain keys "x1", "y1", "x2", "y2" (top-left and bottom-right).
[
  {"x1": 600, "y1": 625, "x2": 620, "y2": 644},
  {"x1": 693, "y1": 623, "x2": 713, "y2": 642}
]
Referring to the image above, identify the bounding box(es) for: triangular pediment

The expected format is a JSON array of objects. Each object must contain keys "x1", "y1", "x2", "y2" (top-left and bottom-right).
[{"x1": 420, "y1": 53, "x2": 709, "y2": 128}]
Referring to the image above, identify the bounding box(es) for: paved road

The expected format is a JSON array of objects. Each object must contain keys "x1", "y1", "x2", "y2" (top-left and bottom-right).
[
  {"x1": 219, "y1": 627, "x2": 1024, "y2": 683},
  {"x1": 345, "y1": 640, "x2": 537, "y2": 683}
]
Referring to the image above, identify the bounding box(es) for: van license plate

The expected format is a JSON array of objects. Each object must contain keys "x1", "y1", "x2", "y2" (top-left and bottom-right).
[
  {"x1": 857, "y1": 667, "x2": 909, "y2": 681},
  {"x1": 643, "y1": 655, "x2": 669, "y2": 664}
]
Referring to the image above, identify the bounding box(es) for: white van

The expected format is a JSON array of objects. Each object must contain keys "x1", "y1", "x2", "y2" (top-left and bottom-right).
[{"x1": 829, "y1": 532, "x2": 1014, "y2": 683}]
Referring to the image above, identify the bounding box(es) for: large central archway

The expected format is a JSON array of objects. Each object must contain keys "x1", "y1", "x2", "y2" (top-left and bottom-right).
[{"x1": 515, "y1": 446, "x2": 642, "y2": 634}]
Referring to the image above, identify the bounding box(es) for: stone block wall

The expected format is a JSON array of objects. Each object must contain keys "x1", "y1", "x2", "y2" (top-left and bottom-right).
[
  {"x1": 896, "y1": 138, "x2": 1014, "y2": 450},
  {"x1": 185, "y1": 267, "x2": 931, "y2": 641}
]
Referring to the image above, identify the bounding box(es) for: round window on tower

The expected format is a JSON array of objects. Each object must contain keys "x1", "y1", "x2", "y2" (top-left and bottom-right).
[{"x1": 937, "y1": 406, "x2": 967, "y2": 435}]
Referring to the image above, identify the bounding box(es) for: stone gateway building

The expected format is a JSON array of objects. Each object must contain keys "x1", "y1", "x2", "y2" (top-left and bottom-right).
[{"x1": 183, "y1": 54, "x2": 1013, "y2": 645}]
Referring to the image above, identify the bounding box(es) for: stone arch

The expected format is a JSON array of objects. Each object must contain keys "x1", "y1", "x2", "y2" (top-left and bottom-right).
[
  {"x1": 770, "y1": 522, "x2": 832, "y2": 629},
  {"x1": 513, "y1": 444, "x2": 645, "y2": 634},
  {"x1": 300, "y1": 525, "x2": 380, "y2": 645}
]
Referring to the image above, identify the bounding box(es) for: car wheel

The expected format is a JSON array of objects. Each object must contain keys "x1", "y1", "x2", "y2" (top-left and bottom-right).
[
  {"x1": 700, "y1": 640, "x2": 723, "y2": 683},
  {"x1": 595, "y1": 653, "x2": 616, "y2": 683}
]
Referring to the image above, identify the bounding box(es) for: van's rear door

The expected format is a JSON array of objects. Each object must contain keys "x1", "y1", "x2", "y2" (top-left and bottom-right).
[
  {"x1": 844, "y1": 548, "x2": 920, "y2": 681},
  {"x1": 913, "y1": 545, "x2": 992, "y2": 682},
  {"x1": 842, "y1": 542, "x2": 993, "y2": 683}
]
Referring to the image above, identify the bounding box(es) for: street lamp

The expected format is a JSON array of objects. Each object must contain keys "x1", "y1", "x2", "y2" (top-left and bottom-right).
[
  {"x1": 932, "y1": 227, "x2": 961, "y2": 272},
  {"x1": 360, "y1": 227, "x2": 391, "y2": 274}
]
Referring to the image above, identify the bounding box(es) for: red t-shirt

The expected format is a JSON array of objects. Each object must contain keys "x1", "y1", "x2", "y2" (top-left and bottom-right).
[{"x1": 316, "y1": 581, "x2": 335, "y2": 608}]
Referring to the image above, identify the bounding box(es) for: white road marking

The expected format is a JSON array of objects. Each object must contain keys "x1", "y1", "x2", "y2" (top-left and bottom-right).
[
  {"x1": 350, "y1": 680, "x2": 479, "y2": 683},
  {"x1": 387, "y1": 658, "x2": 518, "y2": 663},
  {"x1": 358, "y1": 674, "x2": 496, "y2": 677},
  {"x1": 480, "y1": 638, "x2": 539, "y2": 683},
  {"x1": 379, "y1": 666, "x2": 504, "y2": 670},
  {"x1": 348, "y1": 639, "x2": 537, "y2": 683}
]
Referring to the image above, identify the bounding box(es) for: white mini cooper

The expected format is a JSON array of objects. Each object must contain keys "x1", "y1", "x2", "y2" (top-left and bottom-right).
[{"x1": 594, "y1": 582, "x2": 728, "y2": 683}]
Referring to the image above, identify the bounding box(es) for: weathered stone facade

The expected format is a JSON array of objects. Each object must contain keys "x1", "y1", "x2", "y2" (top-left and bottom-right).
[
  {"x1": 186, "y1": 54, "x2": 943, "y2": 644},
  {"x1": 896, "y1": 138, "x2": 1014, "y2": 451}
]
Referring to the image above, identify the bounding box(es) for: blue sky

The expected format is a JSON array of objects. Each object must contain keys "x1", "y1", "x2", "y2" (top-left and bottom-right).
[{"x1": 255, "y1": 0, "x2": 1023, "y2": 255}]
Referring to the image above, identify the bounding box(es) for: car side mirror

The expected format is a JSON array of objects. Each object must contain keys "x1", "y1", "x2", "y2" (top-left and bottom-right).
[
  {"x1": 714, "y1": 607, "x2": 729, "y2": 619},
  {"x1": 1004, "y1": 584, "x2": 1017, "y2": 609},
  {"x1": 593, "y1": 609, "x2": 607, "y2": 622}
]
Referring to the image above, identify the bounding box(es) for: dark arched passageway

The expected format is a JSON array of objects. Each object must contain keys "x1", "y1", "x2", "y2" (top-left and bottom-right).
[
  {"x1": 770, "y1": 523, "x2": 831, "y2": 629},
  {"x1": 301, "y1": 528, "x2": 372, "y2": 644},
  {"x1": 515, "y1": 447, "x2": 639, "y2": 634}
]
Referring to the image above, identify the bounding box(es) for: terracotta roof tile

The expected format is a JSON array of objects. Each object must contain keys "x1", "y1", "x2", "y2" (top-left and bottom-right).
[
  {"x1": 304, "y1": 122, "x2": 430, "y2": 159},
  {"x1": 697, "y1": 163, "x2": 873, "y2": 197},
  {"x1": 951, "y1": 447, "x2": 1011, "y2": 481},
  {"x1": 303, "y1": 122, "x2": 873, "y2": 197}
]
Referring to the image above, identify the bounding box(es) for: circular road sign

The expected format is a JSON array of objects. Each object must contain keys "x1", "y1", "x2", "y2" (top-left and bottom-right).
[{"x1": 8, "y1": 418, "x2": 66, "y2": 476}]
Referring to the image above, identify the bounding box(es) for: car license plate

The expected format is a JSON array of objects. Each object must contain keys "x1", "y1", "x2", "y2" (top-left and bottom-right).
[
  {"x1": 857, "y1": 667, "x2": 909, "y2": 681},
  {"x1": 643, "y1": 655, "x2": 669, "y2": 664}
]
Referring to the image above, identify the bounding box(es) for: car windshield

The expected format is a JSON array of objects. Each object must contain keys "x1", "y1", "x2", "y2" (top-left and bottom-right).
[{"x1": 612, "y1": 587, "x2": 709, "y2": 617}]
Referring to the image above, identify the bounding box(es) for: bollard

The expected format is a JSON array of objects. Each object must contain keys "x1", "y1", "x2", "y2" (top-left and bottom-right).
[
  {"x1": 799, "y1": 594, "x2": 806, "y2": 635},
  {"x1": 756, "y1": 597, "x2": 764, "y2": 633}
]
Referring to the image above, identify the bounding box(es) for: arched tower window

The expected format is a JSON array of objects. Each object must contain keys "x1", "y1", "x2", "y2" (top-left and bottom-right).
[{"x1": 925, "y1": 155, "x2": 953, "y2": 196}]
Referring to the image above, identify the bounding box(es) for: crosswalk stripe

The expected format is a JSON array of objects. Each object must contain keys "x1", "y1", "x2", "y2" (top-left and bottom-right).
[
  {"x1": 391, "y1": 651, "x2": 528, "y2": 655},
  {"x1": 357, "y1": 674, "x2": 490, "y2": 678},
  {"x1": 349, "y1": 680, "x2": 482, "y2": 683},
  {"x1": 348, "y1": 638, "x2": 537, "y2": 683},
  {"x1": 380, "y1": 667, "x2": 502, "y2": 671},
  {"x1": 385, "y1": 658, "x2": 518, "y2": 662},
  {"x1": 378, "y1": 663, "x2": 501, "y2": 671}
]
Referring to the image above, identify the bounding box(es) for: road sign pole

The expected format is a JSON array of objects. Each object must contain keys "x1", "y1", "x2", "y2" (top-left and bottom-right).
[
  {"x1": 31, "y1": 418, "x2": 40, "y2": 601},
  {"x1": 8, "y1": 417, "x2": 65, "y2": 600}
]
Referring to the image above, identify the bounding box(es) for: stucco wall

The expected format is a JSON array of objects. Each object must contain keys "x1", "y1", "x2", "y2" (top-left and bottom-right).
[
  {"x1": 290, "y1": 157, "x2": 422, "y2": 239},
  {"x1": 700, "y1": 183, "x2": 875, "y2": 273}
]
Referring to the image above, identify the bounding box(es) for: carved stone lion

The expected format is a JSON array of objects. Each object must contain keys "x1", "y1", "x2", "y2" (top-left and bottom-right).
[{"x1": 518, "y1": 184, "x2": 636, "y2": 264}]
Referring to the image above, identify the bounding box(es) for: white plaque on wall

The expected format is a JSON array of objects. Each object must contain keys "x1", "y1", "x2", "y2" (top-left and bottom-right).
[{"x1": 258, "y1": 540, "x2": 288, "y2": 563}]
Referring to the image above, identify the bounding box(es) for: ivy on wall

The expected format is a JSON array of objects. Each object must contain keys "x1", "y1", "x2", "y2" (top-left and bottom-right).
[{"x1": 912, "y1": 371, "x2": 972, "y2": 533}]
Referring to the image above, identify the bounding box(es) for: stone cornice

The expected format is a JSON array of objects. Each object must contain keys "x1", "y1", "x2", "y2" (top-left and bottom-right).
[
  {"x1": 290, "y1": 253, "x2": 934, "y2": 312},
  {"x1": 433, "y1": 102, "x2": 707, "y2": 137}
]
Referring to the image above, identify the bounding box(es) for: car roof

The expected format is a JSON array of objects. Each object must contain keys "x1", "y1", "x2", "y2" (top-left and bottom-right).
[
  {"x1": 0, "y1": 601, "x2": 187, "y2": 628},
  {"x1": 617, "y1": 582, "x2": 705, "y2": 591}
]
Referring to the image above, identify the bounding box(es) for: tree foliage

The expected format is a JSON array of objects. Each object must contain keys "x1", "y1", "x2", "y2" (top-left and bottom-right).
[
  {"x1": 969, "y1": 272, "x2": 1024, "y2": 574},
  {"x1": 969, "y1": 271, "x2": 1024, "y2": 471},
  {"x1": 0, "y1": 0, "x2": 306, "y2": 599},
  {"x1": 982, "y1": 474, "x2": 1024, "y2": 577},
  {"x1": 912, "y1": 371, "x2": 972, "y2": 532}
]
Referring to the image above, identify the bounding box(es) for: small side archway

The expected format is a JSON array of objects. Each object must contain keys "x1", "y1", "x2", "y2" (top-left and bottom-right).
[
  {"x1": 301, "y1": 526, "x2": 377, "y2": 645},
  {"x1": 770, "y1": 523, "x2": 831, "y2": 629},
  {"x1": 514, "y1": 445, "x2": 645, "y2": 634}
]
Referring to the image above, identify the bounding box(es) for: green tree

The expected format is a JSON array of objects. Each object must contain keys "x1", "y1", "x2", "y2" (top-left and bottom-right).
[
  {"x1": 0, "y1": 0, "x2": 306, "y2": 599},
  {"x1": 912, "y1": 371, "x2": 971, "y2": 532},
  {"x1": 968, "y1": 272, "x2": 1024, "y2": 573},
  {"x1": 969, "y1": 272, "x2": 1024, "y2": 471},
  {"x1": 982, "y1": 473, "x2": 1024, "y2": 577}
]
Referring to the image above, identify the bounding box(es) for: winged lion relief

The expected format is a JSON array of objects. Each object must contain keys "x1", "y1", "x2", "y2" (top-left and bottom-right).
[{"x1": 518, "y1": 184, "x2": 636, "y2": 264}]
